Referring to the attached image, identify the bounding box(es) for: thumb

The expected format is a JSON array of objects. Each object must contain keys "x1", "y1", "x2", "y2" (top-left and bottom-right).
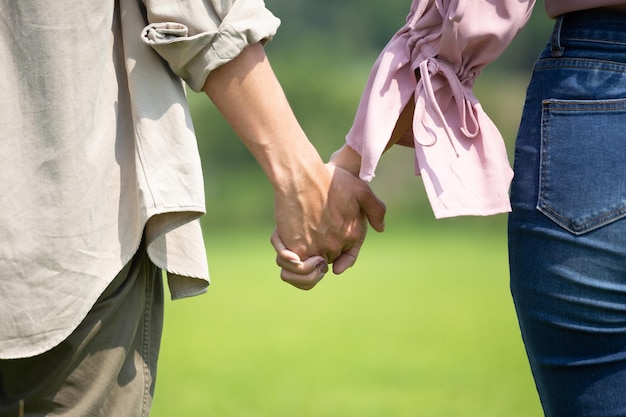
[
  {"x1": 356, "y1": 184, "x2": 386, "y2": 233},
  {"x1": 332, "y1": 243, "x2": 360, "y2": 274}
]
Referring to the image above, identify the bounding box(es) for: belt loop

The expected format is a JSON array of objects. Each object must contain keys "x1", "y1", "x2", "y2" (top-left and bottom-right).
[{"x1": 550, "y1": 15, "x2": 565, "y2": 57}]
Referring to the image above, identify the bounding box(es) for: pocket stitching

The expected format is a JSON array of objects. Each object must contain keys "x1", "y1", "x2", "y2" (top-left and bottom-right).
[{"x1": 538, "y1": 99, "x2": 626, "y2": 235}]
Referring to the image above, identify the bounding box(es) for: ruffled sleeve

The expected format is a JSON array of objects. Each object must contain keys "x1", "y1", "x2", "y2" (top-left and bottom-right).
[
  {"x1": 346, "y1": 0, "x2": 535, "y2": 218},
  {"x1": 141, "y1": 0, "x2": 280, "y2": 91}
]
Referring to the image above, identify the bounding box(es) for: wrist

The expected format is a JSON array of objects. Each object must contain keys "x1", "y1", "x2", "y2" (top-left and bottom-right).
[
  {"x1": 328, "y1": 144, "x2": 361, "y2": 177},
  {"x1": 256, "y1": 134, "x2": 329, "y2": 196}
]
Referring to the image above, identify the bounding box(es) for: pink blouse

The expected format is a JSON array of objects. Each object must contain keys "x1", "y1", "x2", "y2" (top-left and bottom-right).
[{"x1": 346, "y1": 0, "x2": 535, "y2": 218}]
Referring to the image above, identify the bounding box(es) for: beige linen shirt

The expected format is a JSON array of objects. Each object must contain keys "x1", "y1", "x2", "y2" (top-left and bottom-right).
[{"x1": 0, "y1": 0, "x2": 279, "y2": 359}]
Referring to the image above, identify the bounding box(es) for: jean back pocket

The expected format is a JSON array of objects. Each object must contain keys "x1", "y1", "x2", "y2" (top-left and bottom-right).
[{"x1": 538, "y1": 99, "x2": 626, "y2": 235}]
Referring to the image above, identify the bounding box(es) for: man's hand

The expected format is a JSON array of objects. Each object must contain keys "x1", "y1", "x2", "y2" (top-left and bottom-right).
[
  {"x1": 274, "y1": 164, "x2": 385, "y2": 264},
  {"x1": 272, "y1": 163, "x2": 385, "y2": 289},
  {"x1": 271, "y1": 232, "x2": 328, "y2": 290}
]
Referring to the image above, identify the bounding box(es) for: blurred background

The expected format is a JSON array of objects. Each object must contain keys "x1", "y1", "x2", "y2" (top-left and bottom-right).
[
  {"x1": 152, "y1": 2, "x2": 554, "y2": 416},
  {"x1": 188, "y1": 0, "x2": 552, "y2": 231}
]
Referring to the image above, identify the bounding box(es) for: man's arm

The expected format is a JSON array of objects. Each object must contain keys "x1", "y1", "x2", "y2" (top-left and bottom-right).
[{"x1": 202, "y1": 42, "x2": 385, "y2": 275}]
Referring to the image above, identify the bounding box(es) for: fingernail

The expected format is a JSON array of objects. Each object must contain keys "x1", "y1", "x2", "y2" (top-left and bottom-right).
[
  {"x1": 315, "y1": 260, "x2": 328, "y2": 282},
  {"x1": 288, "y1": 259, "x2": 303, "y2": 266},
  {"x1": 314, "y1": 259, "x2": 327, "y2": 272}
]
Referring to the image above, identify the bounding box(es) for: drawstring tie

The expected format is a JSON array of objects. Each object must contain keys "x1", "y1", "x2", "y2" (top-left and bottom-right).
[
  {"x1": 413, "y1": 58, "x2": 479, "y2": 156},
  {"x1": 409, "y1": 0, "x2": 476, "y2": 156}
]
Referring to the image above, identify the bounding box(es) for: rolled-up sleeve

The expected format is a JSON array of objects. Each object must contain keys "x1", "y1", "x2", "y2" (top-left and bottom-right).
[{"x1": 141, "y1": 0, "x2": 281, "y2": 91}]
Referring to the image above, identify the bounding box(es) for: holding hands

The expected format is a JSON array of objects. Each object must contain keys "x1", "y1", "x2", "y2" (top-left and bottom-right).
[
  {"x1": 272, "y1": 145, "x2": 385, "y2": 290},
  {"x1": 202, "y1": 42, "x2": 386, "y2": 290}
]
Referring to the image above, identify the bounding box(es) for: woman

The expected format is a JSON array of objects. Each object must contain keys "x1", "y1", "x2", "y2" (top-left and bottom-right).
[
  {"x1": 508, "y1": 5, "x2": 626, "y2": 417},
  {"x1": 274, "y1": 1, "x2": 626, "y2": 416}
]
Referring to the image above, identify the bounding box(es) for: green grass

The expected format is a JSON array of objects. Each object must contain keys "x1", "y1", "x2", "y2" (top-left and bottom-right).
[{"x1": 151, "y1": 218, "x2": 543, "y2": 417}]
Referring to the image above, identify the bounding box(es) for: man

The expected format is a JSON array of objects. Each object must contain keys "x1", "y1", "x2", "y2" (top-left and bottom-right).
[{"x1": 0, "y1": 0, "x2": 385, "y2": 415}]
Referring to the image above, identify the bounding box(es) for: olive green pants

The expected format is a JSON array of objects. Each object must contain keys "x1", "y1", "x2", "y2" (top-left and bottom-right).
[{"x1": 0, "y1": 249, "x2": 164, "y2": 417}]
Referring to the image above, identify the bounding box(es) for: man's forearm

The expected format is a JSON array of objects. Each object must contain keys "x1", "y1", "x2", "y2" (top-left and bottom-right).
[
  {"x1": 201, "y1": 42, "x2": 385, "y2": 267},
  {"x1": 202, "y1": 42, "x2": 327, "y2": 194}
]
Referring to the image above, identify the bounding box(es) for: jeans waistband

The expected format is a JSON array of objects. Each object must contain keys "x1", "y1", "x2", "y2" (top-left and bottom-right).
[{"x1": 550, "y1": 9, "x2": 626, "y2": 56}]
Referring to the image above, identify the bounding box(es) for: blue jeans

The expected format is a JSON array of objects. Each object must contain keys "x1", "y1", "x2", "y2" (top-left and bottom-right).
[{"x1": 508, "y1": 10, "x2": 626, "y2": 417}]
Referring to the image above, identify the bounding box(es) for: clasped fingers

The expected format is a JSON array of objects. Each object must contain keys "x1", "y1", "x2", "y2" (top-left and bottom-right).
[{"x1": 271, "y1": 230, "x2": 329, "y2": 290}]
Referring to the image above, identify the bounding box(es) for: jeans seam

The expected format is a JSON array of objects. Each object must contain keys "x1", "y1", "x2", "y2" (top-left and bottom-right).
[{"x1": 535, "y1": 58, "x2": 626, "y2": 73}]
